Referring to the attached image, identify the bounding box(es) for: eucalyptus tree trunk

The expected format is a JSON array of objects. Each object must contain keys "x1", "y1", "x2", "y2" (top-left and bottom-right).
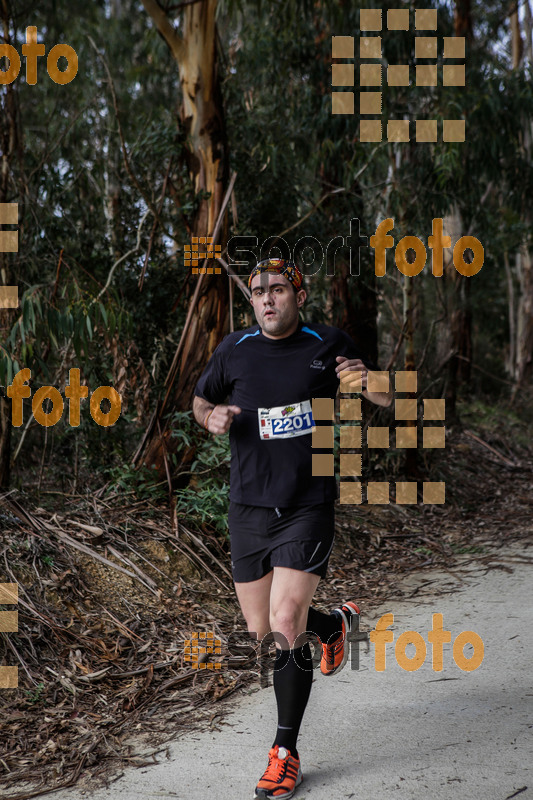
[
  {"x1": 436, "y1": 207, "x2": 470, "y2": 423},
  {"x1": 509, "y1": 2, "x2": 533, "y2": 396},
  {"x1": 513, "y1": 241, "x2": 533, "y2": 392},
  {"x1": 105, "y1": 0, "x2": 122, "y2": 261},
  {"x1": 510, "y1": 4, "x2": 523, "y2": 69},
  {"x1": 318, "y1": 0, "x2": 377, "y2": 361},
  {"x1": 402, "y1": 274, "x2": 418, "y2": 476},
  {"x1": 393, "y1": 140, "x2": 419, "y2": 477},
  {"x1": 447, "y1": 272, "x2": 472, "y2": 419},
  {"x1": 437, "y1": 1, "x2": 475, "y2": 423},
  {"x1": 454, "y1": 0, "x2": 472, "y2": 39},
  {"x1": 137, "y1": 0, "x2": 229, "y2": 474}
]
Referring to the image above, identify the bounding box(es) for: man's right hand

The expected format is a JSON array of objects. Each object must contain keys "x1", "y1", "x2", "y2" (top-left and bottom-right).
[{"x1": 205, "y1": 404, "x2": 242, "y2": 434}]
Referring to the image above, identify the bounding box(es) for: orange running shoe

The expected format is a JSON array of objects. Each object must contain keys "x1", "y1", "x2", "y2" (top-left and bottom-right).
[
  {"x1": 320, "y1": 601, "x2": 360, "y2": 676},
  {"x1": 254, "y1": 745, "x2": 302, "y2": 799}
]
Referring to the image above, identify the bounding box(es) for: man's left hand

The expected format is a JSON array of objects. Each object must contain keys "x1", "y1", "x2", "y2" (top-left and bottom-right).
[
  {"x1": 335, "y1": 356, "x2": 368, "y2": 390},
  {"x1": 335, "y1": 356, "x2": 393, "y2": 407}
]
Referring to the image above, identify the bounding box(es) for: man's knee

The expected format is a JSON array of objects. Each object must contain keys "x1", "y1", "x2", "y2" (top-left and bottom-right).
[{"x1": 270, "y1": 601, "x2": 307, "y2": 643}]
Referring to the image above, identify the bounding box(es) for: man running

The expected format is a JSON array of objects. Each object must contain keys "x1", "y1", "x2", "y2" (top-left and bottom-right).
[{"x1": 193, "y1": 258, "x2": 392, "y2": 799}]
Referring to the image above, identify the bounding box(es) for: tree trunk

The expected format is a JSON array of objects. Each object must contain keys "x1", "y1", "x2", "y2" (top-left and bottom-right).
[
  {"x1": 0, "y1": 0, "x2": 22, "y2": 489},
  {"x1": 315, "y1": 7, "x2": 377, "y2": 362},
  {"x1": 104, "y1": 0, "x2": 122, "y2": 262},
  {"x1": 513, "y1": 246, "x2": 533, "y2": 391},
  {"x1": 438, "y1": 1, "x2": 475, "y2": 423},
  {"x1": 504, "y1": 252, "x2": 516, "y2": 377},
  {"x1": 137, "y1": 0, "x2": 229, "y2": 474},
  {"x1": 454, "y1": 0, "x2": 473, "y2": 40},
  {"x1": 447, "y1": 275, "x2": 472, "y2": 418},
  {"x1": 510, "y1": 5, "x2": 523, "y2": 69},
  {"x1": 403, "y1": 274, "x2": 418, "y2": 477},
  {"x1": 440, "y1": 207, "x2": 471, "y2": 423},
  {"x1": 524, "y1": 0, "x2": 533, "y2": 65},
  {"x1": 510, "y1": 3, "x2": 533, "y2": 397}
]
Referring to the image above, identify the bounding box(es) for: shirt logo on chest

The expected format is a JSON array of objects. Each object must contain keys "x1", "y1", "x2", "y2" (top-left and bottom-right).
[{"x1": 310, "y1": 359, "x2": 325, "y2": 370}]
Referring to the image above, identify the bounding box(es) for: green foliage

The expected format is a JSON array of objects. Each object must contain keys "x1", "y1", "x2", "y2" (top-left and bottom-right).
[
  {"x1": 175, "y1": 483, "x2": 230, "y2": 536},
  {"x1": 24, "y1": 683, "x2": 45, "y2": 705},
  {"x1": 0, "y1": 285, "x2": 123, "y2": 387},
  {"x1": 2, "y1": 0, "x2": 194, "y2": 484},
  {"x1": 168, "y1": 410, "x2": 197, "y2": 452},
  {"x1": 171, "y1": 411, "x2": 231, "y2": 536},
  {"x1": 106, "y1": 463, "x2": 167, "y2": 501},
  {"x1": 2, "y1": 0, "x2": 533, "y2": 511},
  {"x1": 449, "y1": 544, "x2": 487, "y2": 555},
  {"x1": 459, "y1": 397, "x2": 533, "y2": 448},
  {"x1": 104, "y1": 410, "x2": 231, "y2": 534}
]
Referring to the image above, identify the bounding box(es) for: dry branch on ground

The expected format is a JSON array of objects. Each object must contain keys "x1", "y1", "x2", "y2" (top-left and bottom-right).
[{"x1": 0, "y1": 425, "x2": 532, "y2": 798}]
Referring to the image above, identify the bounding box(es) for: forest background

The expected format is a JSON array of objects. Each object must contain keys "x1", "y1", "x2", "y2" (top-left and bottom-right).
[
  {"x1": 1, "y1": 0, "x2": 532, "y2": 505},
  {"x1": 1, "y1": 0, "x2": 533, "y2": 793}
]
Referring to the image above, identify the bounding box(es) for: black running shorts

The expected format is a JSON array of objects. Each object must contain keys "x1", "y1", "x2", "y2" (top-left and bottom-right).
[{"x1": 228, "y1": 501, "x2": 335, "y2": 583}]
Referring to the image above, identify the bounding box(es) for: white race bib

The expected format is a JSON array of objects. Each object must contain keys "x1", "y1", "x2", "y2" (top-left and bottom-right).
[{"x1": 258, "y1": 400, "x2": 314, "y2": 440}]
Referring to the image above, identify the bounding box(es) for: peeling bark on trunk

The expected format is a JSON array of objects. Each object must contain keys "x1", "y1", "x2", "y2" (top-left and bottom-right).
[
  {"x1": 105, "y1": 0, "x2": 122, "y2": 261},
  {"x1": 403, "y1": 275, "x2": 419, "y2": 477},
  {"x1": 514, "y1": 246, "x2": 533, "y2": 391},
  {"x1": 437, "y1": 1, "x2": 475, "y2": 424},
  {"x1": 137, "y1": 0, "x2": 229, "y2": 474},
  {"x1": 509, "y1": 4, "x2": 533, "y2": 397},
  {"x1": 510, "y1": 5, "x2": 523, "y2": 69},
  {"x1": 504, "y1": 252, "x2": 516, "y2": 377},
  {"x1": 454, "y1": 0, "x2": 473, "y2": 40},
  {"x1": 439, "y1": 208, "x2": 471, "y2": 423}
]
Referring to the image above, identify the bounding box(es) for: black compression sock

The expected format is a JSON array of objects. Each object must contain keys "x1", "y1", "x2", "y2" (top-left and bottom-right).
[
  {"x1": 306, "y1": 605, "x2": 342, "y2": 644},
  {"x1": 272, "y1": 643, "x2": 314, "y2": 757}
]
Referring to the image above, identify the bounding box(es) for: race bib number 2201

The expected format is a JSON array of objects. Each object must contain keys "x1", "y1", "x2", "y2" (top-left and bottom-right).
[{"x1": 258, "y1": 400, "x2": 314, "y2": 440}]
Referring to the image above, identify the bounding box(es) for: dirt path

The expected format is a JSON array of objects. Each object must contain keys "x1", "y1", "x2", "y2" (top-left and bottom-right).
[{"x1": 40, "y1": 542, "x2": 532, "y2": 800}]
